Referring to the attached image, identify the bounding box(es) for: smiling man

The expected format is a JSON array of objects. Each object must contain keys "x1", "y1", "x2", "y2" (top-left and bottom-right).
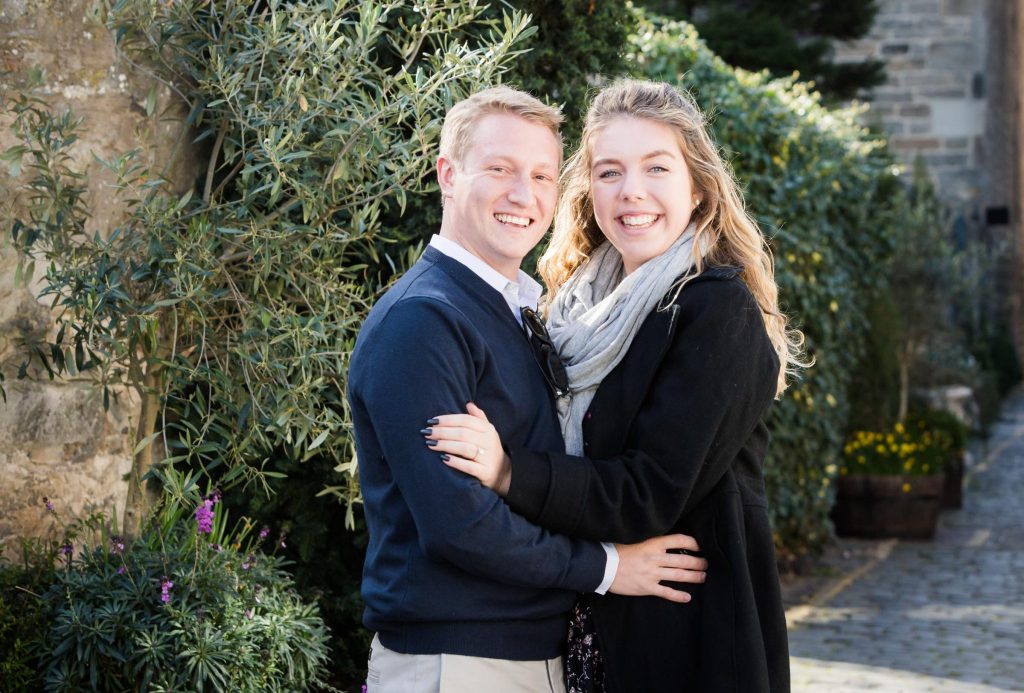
[{"x1": 347, "y1": 87, "x2": 701, "y2": 693}]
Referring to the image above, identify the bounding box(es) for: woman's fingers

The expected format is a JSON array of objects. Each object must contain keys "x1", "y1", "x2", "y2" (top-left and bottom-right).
[
  {"x1": 428, "y1": 438, "x2": 485, "y2": 462},
  {"x1": 428, "y1": 413, "x2": 488, "y2": 432}
]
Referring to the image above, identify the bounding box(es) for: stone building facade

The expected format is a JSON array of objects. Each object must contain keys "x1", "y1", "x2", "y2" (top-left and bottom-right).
[
  {"x1": 0, "y1": 0, "x2": 192, "y2": 545},
  {"x1": 833, "y1": 0, "x2": 1023, "y2": 351}
]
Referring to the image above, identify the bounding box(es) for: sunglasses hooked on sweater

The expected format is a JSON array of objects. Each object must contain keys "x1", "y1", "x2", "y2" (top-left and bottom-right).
[{"x1": 520, "y1": 306, "x2": 570, "y2": 399}]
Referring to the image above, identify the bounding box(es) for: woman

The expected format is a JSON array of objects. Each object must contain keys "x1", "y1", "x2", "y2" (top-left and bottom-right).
[{"x1": 424, "y1": 79, "x2": 805, "y2": 692}]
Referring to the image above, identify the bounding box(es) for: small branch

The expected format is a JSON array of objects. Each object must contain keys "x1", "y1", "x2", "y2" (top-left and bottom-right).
[{"x1": 203, "y1": 126, "x2": 227, "y2": 203}]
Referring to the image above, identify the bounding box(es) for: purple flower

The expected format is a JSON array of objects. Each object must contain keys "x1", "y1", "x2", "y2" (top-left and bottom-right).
[
  {"x1": 211, "y1": 489, "x2": 221, "y2": 505},
  {"x1": 109, "y1": 535, "x2": 125, "y2": 555},
  {"x1": 160, "y1": 577, "x2": 173, "y2": 604},
  {"x1": 258, "y1": 525, "x2": 270, "y2": 540},
  {"x1": 60, "y1": 542, "x2": 73, "y2": 559},
  {"x1": 117, "y1": 565, "x2": 126, "y2": 575},
  {"x1": 244, "y1": 607, "x2": 254, "y2": 620},
  {"x1": 43, "y1": 496, "x2": 56, "y2": 514},
  {"x1": 242, "y1": 554, "x2": 254, "y2": 571},
  {"x1": 278, "y1": 529, "x2": 287, "y2": 549},
  {"x1": 194, "y1": 499, "x2": 215, "y2": 535}
]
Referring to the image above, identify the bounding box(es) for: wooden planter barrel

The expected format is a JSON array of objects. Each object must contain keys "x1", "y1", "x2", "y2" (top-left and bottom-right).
[{"x1": 832, "y1": 473, "x2": 944, "y2": 540}]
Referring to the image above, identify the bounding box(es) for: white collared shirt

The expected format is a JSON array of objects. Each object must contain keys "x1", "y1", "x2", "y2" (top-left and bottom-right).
[
  {"x1": 429, "y1": 235, "x2": 542, "y2": 325},
  {"x1": 427, "y1": 233, "x2": 619, "y2": 595}
]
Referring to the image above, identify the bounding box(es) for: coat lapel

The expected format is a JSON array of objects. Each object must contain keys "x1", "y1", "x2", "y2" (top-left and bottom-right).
[{"x1": 583, "y1": 303, "x2": 681, "y2": 454}]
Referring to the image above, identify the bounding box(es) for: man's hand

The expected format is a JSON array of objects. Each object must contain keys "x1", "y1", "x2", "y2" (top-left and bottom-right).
[{"x1": 610, "y1": 534, "x2": 707, "y2": 603}]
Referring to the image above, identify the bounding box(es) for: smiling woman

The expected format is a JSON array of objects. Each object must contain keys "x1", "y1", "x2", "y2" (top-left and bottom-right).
[{"x1": 590, "y1": 117, "x2": 702, "y2": 274}]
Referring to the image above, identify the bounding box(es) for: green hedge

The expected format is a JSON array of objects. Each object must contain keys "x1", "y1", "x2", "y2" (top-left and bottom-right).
[{"x1": 629, "y1": 11, "x2": 904, "y2": 559}]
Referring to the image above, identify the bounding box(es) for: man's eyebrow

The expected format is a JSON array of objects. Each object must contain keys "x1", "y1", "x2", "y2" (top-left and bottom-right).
[{"x1": 592, "y1": 149, "x2": 677, "y2": 167}]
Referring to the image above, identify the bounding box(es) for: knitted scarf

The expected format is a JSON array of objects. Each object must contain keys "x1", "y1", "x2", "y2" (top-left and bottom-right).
[{"x1": 546, "y1": 223, "x2": 703, "y2": 455}]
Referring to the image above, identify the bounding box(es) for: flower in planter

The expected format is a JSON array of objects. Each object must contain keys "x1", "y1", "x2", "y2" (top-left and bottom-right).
[{"x1": 841, "y1": 417, "x2": 957, "y2": 477}]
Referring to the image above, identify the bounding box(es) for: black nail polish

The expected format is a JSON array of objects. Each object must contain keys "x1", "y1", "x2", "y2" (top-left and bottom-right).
[
  {"x1": 426, "y1": 418, "x2": 439, "y2": 426},
  {"x1": 440, "y1": 454, "x2": 450, "y2": 461},
  {"x1": 420, "y1": 428, "x2": 433, "y2": 436},
  {"x1": 426, "y1": 439, "x2": 437, "y2": 447}
]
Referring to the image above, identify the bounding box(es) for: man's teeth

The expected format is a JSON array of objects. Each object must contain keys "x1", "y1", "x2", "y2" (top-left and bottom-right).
[
  {"x1": 495, "y1": 213, "x2": 530, "y2": 227},
  {"x1": 621, "y1": 214, "x2": 658, "y2": 227}
]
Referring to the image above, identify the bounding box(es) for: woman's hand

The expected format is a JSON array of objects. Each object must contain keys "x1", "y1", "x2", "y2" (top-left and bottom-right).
[{"x1": 424, "y1": 403, "x2": 512, "y2": 495}]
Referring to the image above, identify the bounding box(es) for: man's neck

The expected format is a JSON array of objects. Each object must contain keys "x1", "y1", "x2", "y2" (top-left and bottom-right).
[{"x1": 438, "y1": 228, "x2": 521, "y2": 281}]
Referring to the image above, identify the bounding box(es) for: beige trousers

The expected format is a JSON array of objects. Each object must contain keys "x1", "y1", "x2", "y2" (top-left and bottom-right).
[{"x1": 366, "y1": 634, "x2": 566, "y2": 693}]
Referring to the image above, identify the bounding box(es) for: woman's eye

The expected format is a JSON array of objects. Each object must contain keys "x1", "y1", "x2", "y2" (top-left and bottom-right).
[
  {"x1": 650, "y1": 165, "x2": 668, "y2": 173},
  {"x1": 597, "y1": 169, "x2": 620, "y2": 179}
]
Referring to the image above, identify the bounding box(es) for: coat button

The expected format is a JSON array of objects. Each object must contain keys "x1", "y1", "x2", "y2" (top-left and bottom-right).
[{"x1": 584, "y1": 411, "x2": 592, "y2": 420}]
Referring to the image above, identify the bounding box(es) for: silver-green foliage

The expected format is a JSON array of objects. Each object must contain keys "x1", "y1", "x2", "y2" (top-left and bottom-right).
[{"x1": 6, "y1": 0, "x2": 532, "y2": 530}]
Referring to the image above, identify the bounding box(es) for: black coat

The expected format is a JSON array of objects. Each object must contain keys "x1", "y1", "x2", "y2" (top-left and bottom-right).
[{"x1": 506, "y1": 266, "x2": 789, "y2": 693}]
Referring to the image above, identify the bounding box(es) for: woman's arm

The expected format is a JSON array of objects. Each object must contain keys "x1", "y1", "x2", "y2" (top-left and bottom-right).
[{"x1": 426, "y1": 278, "x2": 780, "y2": 543}]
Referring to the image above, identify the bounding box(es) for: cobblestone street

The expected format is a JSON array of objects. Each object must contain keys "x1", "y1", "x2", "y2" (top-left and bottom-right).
[{"x1": 787, "y1": 393, "x2": 1024, "y2": 692}]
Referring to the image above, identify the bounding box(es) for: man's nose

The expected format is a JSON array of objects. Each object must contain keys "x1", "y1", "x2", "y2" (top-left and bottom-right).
[{"x1": 506, "y1": 174, "x2": 533, "y2": 205}]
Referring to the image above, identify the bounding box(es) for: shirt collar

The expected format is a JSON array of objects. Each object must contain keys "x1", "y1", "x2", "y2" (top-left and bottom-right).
[{"x1": 429, "y1": 235, "x2": 542, "y2": 310}]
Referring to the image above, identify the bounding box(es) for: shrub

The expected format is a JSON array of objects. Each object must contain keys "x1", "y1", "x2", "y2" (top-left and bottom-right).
[
  {"x1": 0, "y1": 541, "x2": 58, "y2": 692},
  {"x1": 628, "y1": 9, "x2": 902, "y2": 558},
  {"x1": 37, "y1": 469, "x2": 331, "y2": 693}
]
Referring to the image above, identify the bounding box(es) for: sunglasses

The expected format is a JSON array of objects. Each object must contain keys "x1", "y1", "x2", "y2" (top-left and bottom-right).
[{"x1": 520, "y1": 306, "x2": 571, "y2": 398}]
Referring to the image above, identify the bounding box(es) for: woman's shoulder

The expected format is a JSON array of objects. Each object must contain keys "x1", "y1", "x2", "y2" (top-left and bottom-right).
[{"x1": 669, "y1": 264, "x2": 754, "y2": 309}]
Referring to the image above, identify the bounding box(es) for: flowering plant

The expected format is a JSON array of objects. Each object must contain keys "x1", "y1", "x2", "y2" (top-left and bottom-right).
[
  {"x1": 841, "y1": 416, "x2": 960, "y2": 477},
  {"x1": 36, "y1": 468, "x2": 331, "y2": 692}
]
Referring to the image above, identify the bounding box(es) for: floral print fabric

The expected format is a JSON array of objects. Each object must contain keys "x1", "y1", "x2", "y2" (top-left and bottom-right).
[{"x1": 566, "y1": 600, "x2": 608, "y2": 693}]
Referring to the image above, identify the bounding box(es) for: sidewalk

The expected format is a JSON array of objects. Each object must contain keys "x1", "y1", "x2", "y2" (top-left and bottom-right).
[{"x1": 784, "y1": 394, "x2": 1024, "y2": 692}]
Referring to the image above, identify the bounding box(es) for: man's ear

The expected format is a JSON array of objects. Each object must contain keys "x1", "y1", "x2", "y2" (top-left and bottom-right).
[{"x1": 437, "y1": 156, "x2": 457, "y2": 201}]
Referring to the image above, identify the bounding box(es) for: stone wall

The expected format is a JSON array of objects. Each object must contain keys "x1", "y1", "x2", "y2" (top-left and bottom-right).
[
  {"x1": 0, "y1": 0, "x2": 194, "y2": 545},
  {"x1": 833, "y1": 0, "x2": 990, "y2": 204},
  {"x1": 834, "y1": 0, "x2": 1023, "y2": 358}
]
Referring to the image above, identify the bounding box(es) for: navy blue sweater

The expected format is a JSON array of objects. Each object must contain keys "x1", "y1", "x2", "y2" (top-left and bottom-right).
[{"x1": 348, "y1": 247, "x2": 606, "y2": 660}]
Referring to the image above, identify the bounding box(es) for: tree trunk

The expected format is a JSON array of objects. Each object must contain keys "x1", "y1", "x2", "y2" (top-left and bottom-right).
[
  {"x1": 122, "y1": 365, "x2": 163, "y2": 540},
  {"x1": 897, "y1": 344, "x2": 912, "y2": 423}
]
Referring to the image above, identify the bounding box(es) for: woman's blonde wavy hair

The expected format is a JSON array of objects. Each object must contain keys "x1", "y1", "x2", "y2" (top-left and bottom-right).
[{"x1": 538, "y1": 78, "x2": 808, "y2": 395}]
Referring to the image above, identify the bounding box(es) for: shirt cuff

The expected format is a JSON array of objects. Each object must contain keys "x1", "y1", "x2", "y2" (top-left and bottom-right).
[{"x1": 595, "y1": 542, "x2": 619, "y2": 594}]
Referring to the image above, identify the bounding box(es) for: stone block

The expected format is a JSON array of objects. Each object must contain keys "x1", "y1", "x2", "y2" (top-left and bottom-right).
[
  {"x1": 900, "y1": 103, "x2": 933, "y2": 117},
  {"x1": 928, "y1": 41, "x2": 982, "y2": 70},
  {"x1": 882, "y1": 42, "x2": 911, "y2": 55}
]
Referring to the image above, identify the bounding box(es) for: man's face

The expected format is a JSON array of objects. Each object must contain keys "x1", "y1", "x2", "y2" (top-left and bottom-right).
[{"x1": 437, "y1": 113, "x2": 561, "y2": 280}]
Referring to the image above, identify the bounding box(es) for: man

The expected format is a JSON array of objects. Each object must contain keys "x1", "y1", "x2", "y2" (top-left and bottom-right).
[{"x1": 348, "y1": 86, "x2": 703, "y2": 693}]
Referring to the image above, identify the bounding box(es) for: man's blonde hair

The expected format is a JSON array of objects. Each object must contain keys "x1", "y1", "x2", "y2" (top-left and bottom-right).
[{"x1": 439, "y1": 86, "x2": 563, "y2": 167}]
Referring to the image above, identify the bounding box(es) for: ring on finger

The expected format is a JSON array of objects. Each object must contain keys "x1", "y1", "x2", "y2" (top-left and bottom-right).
[{"x1": 472, "y1": 446, "x2": 484, "y2": 461}]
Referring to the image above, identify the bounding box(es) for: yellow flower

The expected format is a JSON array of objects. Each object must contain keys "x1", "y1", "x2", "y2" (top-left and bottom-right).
[
  {"x1": 922, "y1": 464, "x2": 929, "y2": 473},
  {"x1": 902, "y1": 483, "x2": 911, "y2": 493},
  {"x1": 857, "y1": 456, "x2": 865, "y2": 464},
  {"x1": 903, "y1": 460, "x2": 913, "y2": 471},
  {"x1": 826, "y1": 393, "x2": 837, "y2": 406},
  {"x1": 876, "y1": 445, "x2": 885, "y2": 453},
  {"x1": 895, "y1": 422, "x2": 905, "y2": 434},
  {"x1": 829, "y1": 301, "x2": 839, "y2": 313}
]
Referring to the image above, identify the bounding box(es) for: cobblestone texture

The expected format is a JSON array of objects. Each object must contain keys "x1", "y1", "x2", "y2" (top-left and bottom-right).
[{"x1": 787, "y1": 394, "x2": 1024, "y2": 692}]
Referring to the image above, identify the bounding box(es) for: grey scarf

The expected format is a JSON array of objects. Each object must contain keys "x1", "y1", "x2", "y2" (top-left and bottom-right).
[{"x1": 546, "y1": 223, "x2": 703, "y2": 454}]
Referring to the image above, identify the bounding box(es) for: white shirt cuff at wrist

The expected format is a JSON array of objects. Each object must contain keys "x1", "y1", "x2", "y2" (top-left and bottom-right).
[{"x1": 595, "y1": 542, "x2": 619, "y2": 595}]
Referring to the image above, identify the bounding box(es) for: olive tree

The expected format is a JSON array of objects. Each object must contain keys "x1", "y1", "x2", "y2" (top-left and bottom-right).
[{"x1": 5, "y1": 0, "x2": 532, "y2": 537}]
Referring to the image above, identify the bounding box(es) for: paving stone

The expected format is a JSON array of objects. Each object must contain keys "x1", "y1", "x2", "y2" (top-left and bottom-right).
[{"x1": 788, "y1": 392, "x2": 1024, "y2": 691}]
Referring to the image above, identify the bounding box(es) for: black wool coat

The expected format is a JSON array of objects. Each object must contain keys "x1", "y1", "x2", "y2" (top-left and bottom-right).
[{"x1": 506, "y1": 266, "x2": 790, "y2": 693}]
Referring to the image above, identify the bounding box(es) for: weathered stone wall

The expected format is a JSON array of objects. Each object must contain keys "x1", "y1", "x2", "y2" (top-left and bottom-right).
[
  {"x1": 0, "y1": 0, "x2": 194, "y2": 545},
  {"x1": 833, "y1": 0, "x2": 990, "y2": 204},
  {"x1": 835, "y1": 0, "x2": 1023, "y2": 359}
]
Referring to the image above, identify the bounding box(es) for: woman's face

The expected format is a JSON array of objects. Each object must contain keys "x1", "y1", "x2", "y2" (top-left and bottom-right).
[{"x1": 589, "y1": 116, "x2": 701, "y2": 274}]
